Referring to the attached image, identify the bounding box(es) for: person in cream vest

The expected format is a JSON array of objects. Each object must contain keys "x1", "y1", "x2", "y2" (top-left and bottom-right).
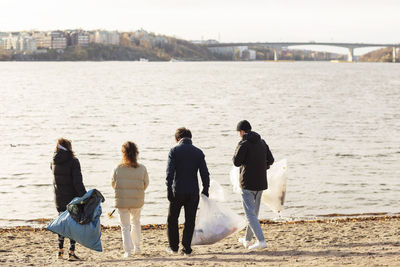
[{"x1": 111, "y1": 141, "x2": 149, "y2": 258}]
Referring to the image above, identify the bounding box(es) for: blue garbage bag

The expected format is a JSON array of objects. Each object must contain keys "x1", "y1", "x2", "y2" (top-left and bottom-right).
[{"x1": 47, "y1": 189, "x2": 104, "y2": 252}]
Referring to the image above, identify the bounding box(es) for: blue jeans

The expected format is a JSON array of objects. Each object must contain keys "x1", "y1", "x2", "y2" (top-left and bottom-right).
[{"x1": 241, "y1": 189, "x2": 265, "y2": 242}]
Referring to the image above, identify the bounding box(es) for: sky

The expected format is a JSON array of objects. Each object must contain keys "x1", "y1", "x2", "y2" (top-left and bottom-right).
[{"x1": 1, "y1": 0, "x2": 399, "y2": 53}]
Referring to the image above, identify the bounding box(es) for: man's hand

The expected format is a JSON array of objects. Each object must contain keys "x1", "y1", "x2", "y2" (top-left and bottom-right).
[
  {"x1": 201, "y1": 188, "x2": 209, "y2": 198},
  {"x1": 167, "y1": 187, "x2": 175, "y2": 202}
]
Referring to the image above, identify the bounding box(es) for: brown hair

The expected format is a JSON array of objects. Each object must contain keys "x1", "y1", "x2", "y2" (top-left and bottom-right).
[
  {"x1": 175, "y1": 127, "x2": 192, "y2": 142},
  {"x1": 121, "y1": 141, "x2": 139, "y2": 168},
  {"x1": 56, "y1": 138, "x2": 75, "y2": 157}
]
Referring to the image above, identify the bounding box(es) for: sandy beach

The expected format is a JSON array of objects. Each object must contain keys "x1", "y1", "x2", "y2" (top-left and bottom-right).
[{"x1": 0, "y1": 216, "x2": 399, "y2": 266}]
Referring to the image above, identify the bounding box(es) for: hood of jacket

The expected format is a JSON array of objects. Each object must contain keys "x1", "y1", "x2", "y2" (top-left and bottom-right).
[
  {"x1": 243, "y1": 131, "x2": 261, "y2": 143},
  {"x1": 53, "y1": 149, "x2": 73, "y2": 164}
]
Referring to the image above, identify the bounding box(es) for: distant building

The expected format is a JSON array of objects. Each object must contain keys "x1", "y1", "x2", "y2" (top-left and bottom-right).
[
  {"x1": 208, "y1": 45, "x2": 248, "y2": 60},
  {"x1": 0, "y1": 33, "x2": 37, "y2": 51},
  {"x1": 70, "y1": 32, "x2": 89, "y2": 46},
  {"x1": 94, "y1": 30, "x2": 120, "y2": 45},
  {"x1": 241, "y1": 49, "x2": 257, "y2": 60},
  {"x1": 50, "y1": 31, "x2": 67, "y2": 49},
  {"x1": 51, "y1": 37, "x2": 67, "y2": 49},
  {"x1": 32, "y1": 32, "x2": 52, "y2": 49}
]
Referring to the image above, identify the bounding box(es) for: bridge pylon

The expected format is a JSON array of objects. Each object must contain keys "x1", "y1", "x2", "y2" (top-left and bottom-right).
[
  {"x1": 347, "y1": 48, "x2": 354, "y2": 62},
  {"x1": 273, "y1": 48, "x2": 279, "y2": 61},
  {"x1": 393, "y1": 47, "x2": 397, "y2": 63}
]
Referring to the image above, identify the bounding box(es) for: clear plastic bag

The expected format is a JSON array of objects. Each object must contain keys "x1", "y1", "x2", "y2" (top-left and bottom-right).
[
  {"x1": 229, "y1": 166, "x2": 241, "y2": 193},
  {"x1": 192, "y1": 194, "x2": 246, "y2": 245},
  {"x1": 209, "y1": 179, "x2": 225, "y2": 202},
  {"x1": 229, "y1": 159, "x2": 287, "y2": 214},
  {"x1": 262, "y1": 159, "x2": 287, "y2": 214}
]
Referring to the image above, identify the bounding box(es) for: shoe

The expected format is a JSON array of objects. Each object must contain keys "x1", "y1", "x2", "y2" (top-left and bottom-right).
[
  {"x1": 166, "y1": 247, "x2": 178, "y2": 255},
  {"x1": 248, "y1": 240, "x2": 267, "y2": 250},
  {"x1": 68, "y1": 251, "x2": 82, "y2": 261},
  {"x1": 123, "y1": 251, "x2": 131, "y2": 258},
  {"x1": 57, "y1": 249, "x2": 63, "y2": 259},
  {"x1": 181, "y1": 248, "x2": 192, "y2": 256},
  {"x1": 238, "y1": 237, "x2": 250, "y2": 248}
]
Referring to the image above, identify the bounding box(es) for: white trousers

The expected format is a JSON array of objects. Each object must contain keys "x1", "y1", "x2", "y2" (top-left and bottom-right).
[{"x1": 118, "y1": 208, "x2": 141, "y2": 252}]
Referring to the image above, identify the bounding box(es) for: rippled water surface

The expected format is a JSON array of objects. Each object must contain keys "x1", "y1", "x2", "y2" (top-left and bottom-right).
[{"x1": 0, "y1": 61, "x2": 399, "y2": 226}]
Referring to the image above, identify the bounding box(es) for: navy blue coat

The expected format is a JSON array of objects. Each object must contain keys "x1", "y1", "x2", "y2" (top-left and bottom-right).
[{"x1": 166, "y1": 138, "x2": 210, "y2": 194}]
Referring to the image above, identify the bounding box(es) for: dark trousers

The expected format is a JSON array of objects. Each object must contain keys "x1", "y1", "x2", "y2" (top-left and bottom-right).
[
  {"x1": 57, "y1": 210, "x2": 76, "y2": 251},
  {"x1": 167, "y1": 193, "x2": 199, "y2": 253}
]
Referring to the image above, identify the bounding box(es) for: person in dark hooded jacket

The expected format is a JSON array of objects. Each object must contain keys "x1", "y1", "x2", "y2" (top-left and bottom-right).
[
  {"x1": 51, "y1": 138, "x2": 87, "y2": 261},
  {"x1": 233, "y1": 120, "x2": 274, "y2": 250}
]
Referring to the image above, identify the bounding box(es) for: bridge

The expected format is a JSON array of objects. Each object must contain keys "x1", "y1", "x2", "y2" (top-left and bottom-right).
[{"x1": 204, "y1": 42, "x2": 400, "y2": 62}]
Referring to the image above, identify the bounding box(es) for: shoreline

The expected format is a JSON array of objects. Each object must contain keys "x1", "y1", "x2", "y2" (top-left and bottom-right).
[
  {"x1": 0, "y1": 215, "x2": 399, "y2": 266},
  {"x1": 1, "y1": 214, "x2": 399, "y2": 232}
]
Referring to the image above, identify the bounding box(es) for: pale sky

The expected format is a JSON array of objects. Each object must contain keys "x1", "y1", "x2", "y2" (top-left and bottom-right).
[{"x1": 1, "y1": 0, "x2": 399, "y2": 44}]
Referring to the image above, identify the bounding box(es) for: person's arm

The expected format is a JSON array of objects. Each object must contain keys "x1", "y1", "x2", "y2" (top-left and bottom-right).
[
  {"x1": 111, "y1": 168, "x2": 116, "y2": 189},
  {"x1": 199, "y1": 152, "x2": 210, "y2": 197},
  {"x1": 166, "y1": 149, "x2": 175, "y2": 201},
  {"x1": 143, "y1": 166, "x2": 149, "y2": 191},
  {"x1": 263, "y1": 140, "x2": 274, "y2": 169},
  {"x1": 71, "y1": 158, "x2": 87, "y2": 196},
  {"x1": 233, "y1": 141, "x2": 247, "y2": 167}
]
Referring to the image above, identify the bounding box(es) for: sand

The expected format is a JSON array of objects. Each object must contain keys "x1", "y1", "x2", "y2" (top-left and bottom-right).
[{"x1": 0, "y1": 216, "x2": 399, "y2": 267}]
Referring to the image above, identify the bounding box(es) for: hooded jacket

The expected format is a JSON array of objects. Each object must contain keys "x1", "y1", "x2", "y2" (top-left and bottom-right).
[
  {"x1": 233, "y1": 131, "x2": 274, "y2": 191},
  {"x1": 51, "y1": 149, "x2": 87, "y2": 212}
]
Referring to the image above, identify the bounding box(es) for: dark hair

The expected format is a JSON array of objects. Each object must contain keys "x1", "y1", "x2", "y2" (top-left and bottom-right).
[
  {"x1": 121, "y1": 141, "x2": 139, "y2": 168},
  {"x1": 56, "y1": 138, "x2": 74, "y2": 157},
  {"x1": 175, "y1": 127, "x2": 192, "y2": 142},
  {"x1": 236, "y1": 120, "x2": 252, "y2": 132}
]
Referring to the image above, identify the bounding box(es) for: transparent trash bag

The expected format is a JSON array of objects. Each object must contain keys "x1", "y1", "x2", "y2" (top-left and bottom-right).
[
  {"x1": 229, "y1": 166, "x2": 241, "y2": 193},
  {"x1": 192, "y1": 194, "x2": 246, "y2": 245},
  {"x1": 209, "y1": 179, "x2": 225, "y2": 202},
  {"x1": 229, "y1": 159, "x2": 287, "y2": 214},
  {"x1": 262, "y1": 159, "x2": 287, "y2": 214}
]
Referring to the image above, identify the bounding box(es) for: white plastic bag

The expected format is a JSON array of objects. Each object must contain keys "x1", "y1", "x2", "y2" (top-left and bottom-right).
[
  {"x1": 262, "y1": 159, "x2": 287, "y2": 214},
  {"x1": 192, "y1": 194, "x2": 246, "y2": 245},
  {"x1": 229, "y1": 166, "x2": 241, "y2": 193},
  {"x1": 209, "y1": 179, "x2": 225, "y2": 202},
  {"x1": 229, "y1": 159, "x2": 288, "y2": 214}
]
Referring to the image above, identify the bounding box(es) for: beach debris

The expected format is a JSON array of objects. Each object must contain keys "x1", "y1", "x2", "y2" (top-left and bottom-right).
[{"x1": 107, "y1": 209, "x2": 116, "y2": 219}]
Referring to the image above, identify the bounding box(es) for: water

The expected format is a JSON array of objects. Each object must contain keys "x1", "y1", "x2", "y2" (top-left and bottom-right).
[{"x1": 0, "y1": 61, "x2": 399, "y2": 227}]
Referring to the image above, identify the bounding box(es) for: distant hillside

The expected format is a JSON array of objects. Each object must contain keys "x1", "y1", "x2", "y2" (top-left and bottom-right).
[
  {"x1": 1, "y1": 34, "x2": 219, "y2": 61},
  {"x1": 358, "y1": 47, "x2": 395, "y2": 62}
]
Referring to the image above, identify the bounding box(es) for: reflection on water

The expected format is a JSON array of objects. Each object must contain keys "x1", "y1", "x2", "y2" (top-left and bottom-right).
[{"x1": 0, "y1": 62, "x2": 399, "y2": 226}]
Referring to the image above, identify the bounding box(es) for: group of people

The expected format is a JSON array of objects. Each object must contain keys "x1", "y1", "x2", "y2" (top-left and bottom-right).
[{"x1": 51, "y1": 120, "x2": 274, "y2": 260}]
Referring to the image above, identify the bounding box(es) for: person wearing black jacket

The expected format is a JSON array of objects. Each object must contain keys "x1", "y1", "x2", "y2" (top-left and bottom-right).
[
  {"x1": 165, "y1": 127, "x2": 210, "y2": 255},
  {"x1": 51, "y1": 138, "x2": 87, "y2": 261},
  {"x1": 233, "y1": 120, "x2": 274, "y2": 250}
]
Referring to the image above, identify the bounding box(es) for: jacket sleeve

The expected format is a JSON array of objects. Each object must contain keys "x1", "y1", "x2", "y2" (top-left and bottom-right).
[
  {"x1": 263, "y1": 140, "x2": 274, "y2": 169},
  {"x1": 233, "y1": 141, "x2": 247, "y2": 167},
  {"x1": 165, "y1": 149, "x2": 175, "y2": 189},
  {"x1": 72, "y1": 158, "x2": 87, "y2": 196},
  {"x1": 199, "y1": 152, "x2": 210, "y2": 190},
  {"x1": 143, "y1": 166, "x2": 149, "y2": 190},
  {"x1": 111, "y1": 168, "x2": 116, "y2": 189}
]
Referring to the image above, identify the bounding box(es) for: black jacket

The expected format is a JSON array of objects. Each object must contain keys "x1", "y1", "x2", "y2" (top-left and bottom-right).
[
  {"x1": 51, "y1": 149, "x2": 87, "y2": 212},
  {"x1": 166, "y1": 138, "x2": 210, "y2": 194},
  {"x1": 233, "y1": 131, "x2": 274, "y2": 191}
]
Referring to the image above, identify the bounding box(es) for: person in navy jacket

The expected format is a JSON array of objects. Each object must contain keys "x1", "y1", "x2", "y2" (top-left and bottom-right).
[{"x1": 165, "y1": 127, "x2": 210, "y2": 255}]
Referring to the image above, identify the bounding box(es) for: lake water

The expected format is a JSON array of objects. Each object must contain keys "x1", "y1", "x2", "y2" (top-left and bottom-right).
[{"x1": 0, "y1": 61, "x2": 399, "y2": 227}]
